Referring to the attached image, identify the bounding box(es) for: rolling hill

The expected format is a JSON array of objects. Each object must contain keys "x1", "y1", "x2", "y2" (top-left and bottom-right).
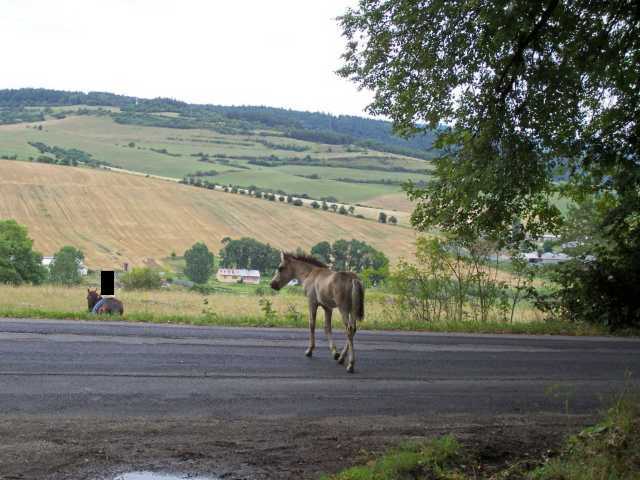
[
  {"x1": 0, "y1": 160, "x2": 417, "y2": 269},
  {"x1": 0, "y1": 88, "x2": 434, "y2": 208}
]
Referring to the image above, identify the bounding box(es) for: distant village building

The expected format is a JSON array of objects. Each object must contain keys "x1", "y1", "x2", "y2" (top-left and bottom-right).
[
  {"x1": 41, "y1": 256, "x2": 89, "y2": 276},
  {"x1": 216, "y1": 268, "x2": 261, "y2": 284},
  {"x1": 524, "y1": 251, "x2": 570, "y2": 264}
]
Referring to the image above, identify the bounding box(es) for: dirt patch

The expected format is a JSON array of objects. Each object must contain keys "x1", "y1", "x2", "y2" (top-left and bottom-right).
[{"x1": 0, "y1": 414, "x2": 594, "y2": 480}]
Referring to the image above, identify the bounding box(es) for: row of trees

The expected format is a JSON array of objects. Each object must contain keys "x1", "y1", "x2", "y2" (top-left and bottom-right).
[
  {"x1": 0, "y1": 220, "x2": 87, "y2": 285},
  {"x1": 181, "y1": 177, "x2": 393, "y2": 222},
  {"x1": 0, "y1": 220, "x2": 389, "y2": 290}
]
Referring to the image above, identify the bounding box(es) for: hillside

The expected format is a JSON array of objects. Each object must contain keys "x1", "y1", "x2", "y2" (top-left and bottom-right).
[
  {"x1": 0, "y1": 160, "x2": 417, "y2": 269},
  {"x1": 0, "y1": 88, "x2": 438, "y2": 158},
  {"x1": 0, "y1": 88, "x2": 434, "y2": 209}
]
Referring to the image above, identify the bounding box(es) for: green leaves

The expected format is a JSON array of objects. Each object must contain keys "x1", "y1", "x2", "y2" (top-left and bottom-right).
[
  {"x1": 339, "y1": 0, "x2": 639, "y2": 242},
  {"x1": 0, "y1": 220, "x2": 46, "y2": 285},
  {"x1": 49, "y1": 246, "x2": 84, "y2": 285},
  {"x1": 184, "y1": 242, "x2": 215, "y2": 285}
]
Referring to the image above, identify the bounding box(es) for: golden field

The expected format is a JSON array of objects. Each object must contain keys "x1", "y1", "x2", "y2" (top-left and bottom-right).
[
  {"x1": 0, "y1": 160, "x2": 417, "y2": 269},
  {"x1": 0, "y1": 283, "x2": 549, "y2": 328}
]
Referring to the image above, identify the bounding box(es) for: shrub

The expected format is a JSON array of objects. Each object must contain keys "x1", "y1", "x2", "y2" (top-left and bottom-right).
[
  {"x1": 120, "y1": 267, "x2": 162, "y2": 289},
  {"x1": 292, "y1": 199, "x2": 303, "y2": 206}
]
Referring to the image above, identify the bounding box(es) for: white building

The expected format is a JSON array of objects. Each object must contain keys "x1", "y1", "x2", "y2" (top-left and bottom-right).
[{"x1": 216, "y1": 268, "x2": 261, "y2": 284}]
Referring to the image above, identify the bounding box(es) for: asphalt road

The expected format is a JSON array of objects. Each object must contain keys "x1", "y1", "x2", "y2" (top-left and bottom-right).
[{"x1": 1, "y1": 318, "x2": 639, "y2": 417}]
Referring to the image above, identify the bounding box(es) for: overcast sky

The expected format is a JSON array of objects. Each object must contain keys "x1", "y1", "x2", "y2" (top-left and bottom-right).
[{"x1": 1, "y1": 0, "x2": 375, "y2": 116}]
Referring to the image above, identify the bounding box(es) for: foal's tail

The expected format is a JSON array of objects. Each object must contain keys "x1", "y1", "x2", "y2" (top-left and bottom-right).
[{"x1": 351, "y1": 278, "x2": 365, "y2": 322}]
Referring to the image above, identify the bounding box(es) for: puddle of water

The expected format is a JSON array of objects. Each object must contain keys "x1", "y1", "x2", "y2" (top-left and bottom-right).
[{"x1": 113, "y1": 473, "x2": 218, "y2": 480}]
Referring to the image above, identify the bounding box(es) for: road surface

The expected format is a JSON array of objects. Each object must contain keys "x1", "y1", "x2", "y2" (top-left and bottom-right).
[
  {"x1": 1, "y1": 318, "x2": 638, "y2": 417},
  {"x1": 1, "y1": 318, "x2": 639, "y2": 479}
]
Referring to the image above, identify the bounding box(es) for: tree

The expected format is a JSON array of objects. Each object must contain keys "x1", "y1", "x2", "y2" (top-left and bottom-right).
[
  {"x1": 0, "y1": 220, "x2": 46, "y2": 284},
  {"x1": 184, "y1": 242, "x2": 214, "y2": 284},
  {"x1": 219, "y1": 237, "x2": 280, "y2": 274},
  {"x1": 49, "y1": 246, "x2": 84, "y2": 285},
  {"x1": 331, "y1": 239, "x2": 350, "y2": 270},
  {"x1": 310, "y1": 201, "x2": 320, "y2": 209},
  {"x1": 378, "y1": 212, "x2": 387, "y2": 224},
  {"x1": 338, "y1": 205, "x2": 348, "y2": 215},
  {"x1": 311, "y1": 241, "x2": 332, "y2": 264},
  {"x1": 322, "y1": 201, "x2": 329, "y2": 211},
  {"x1": 339, "y1": 1, "x2": 640, "y2": 326}
]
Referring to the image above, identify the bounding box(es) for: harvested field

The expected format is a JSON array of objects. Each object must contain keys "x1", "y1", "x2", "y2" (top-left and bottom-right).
[{"x1": 0, "y1": 160, "x2": 416, "y2": 268}]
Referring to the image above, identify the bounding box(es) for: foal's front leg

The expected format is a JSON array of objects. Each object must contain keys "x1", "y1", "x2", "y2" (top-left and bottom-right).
[
  {"x1": 305, "y1": 302, "x2": 318, "y2": 357},
  {"x1": 323, "y1": 306, "x2": 339, "y2": 360}
]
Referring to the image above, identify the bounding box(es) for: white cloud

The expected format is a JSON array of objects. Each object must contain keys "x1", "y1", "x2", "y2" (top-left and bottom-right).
[{"x1": 0, "y1": 0, "x2": 374, "y2": 116}]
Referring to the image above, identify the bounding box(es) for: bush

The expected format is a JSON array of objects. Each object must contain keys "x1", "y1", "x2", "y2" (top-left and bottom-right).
[
  {"x1": 292, "y1": 199, "x2": 303, "y2": 206},
  {"x1": 120, "y1": 267, "x2": 162, "y2": 289}
]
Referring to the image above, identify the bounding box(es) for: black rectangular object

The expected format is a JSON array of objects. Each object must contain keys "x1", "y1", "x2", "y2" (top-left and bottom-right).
[{"x1": 101, "y1": 271, "x2": 114, "y2": 296}]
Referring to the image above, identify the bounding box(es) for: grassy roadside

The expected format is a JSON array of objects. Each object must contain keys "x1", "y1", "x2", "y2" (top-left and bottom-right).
[
  {"x1": 322, "y1": 391, "x2": 640, "y2": 480},
  {"x1": 0, "y1": 305, "x2": 610, "y2": 335}
]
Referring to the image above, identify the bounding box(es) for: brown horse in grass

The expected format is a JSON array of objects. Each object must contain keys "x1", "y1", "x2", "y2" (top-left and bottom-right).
[
  {"x1": 270, "y1": 252, "x2": 364, "y2": 373},
  {"x1": 87, "y1": 288, "x2": 124, "y2": 315}
]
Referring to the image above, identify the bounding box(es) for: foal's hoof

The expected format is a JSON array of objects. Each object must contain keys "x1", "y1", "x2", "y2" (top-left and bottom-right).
[
  {"x1": 305, "y1": 348, "x2": 313, "y2": 357},
  {"x1": 346, "y1": 363, "x2": 355, "y2": 374},
  {"x1": 333, "y1": 351, "x2": 340, "y2": 360}
]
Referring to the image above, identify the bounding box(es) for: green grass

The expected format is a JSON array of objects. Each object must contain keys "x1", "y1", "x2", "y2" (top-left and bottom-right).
[
  {"x1": 212, "y1": 168, "x2": 400, "y2": 203},
  {"x1": 0, "y1": 304, "x2": 609, "y2": 336},
  {"x1": 323, "y1": 390, "x2": 640, "y2": 480},
  {"x1": 529, "y1": 388, "x2": 640, "y2": 480},
  {"x1": 322, "y1": 436, "x2": 465, "y2": 480}
]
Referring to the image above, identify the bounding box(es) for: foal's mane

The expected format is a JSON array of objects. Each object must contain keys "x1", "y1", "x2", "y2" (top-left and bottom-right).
[{"x1": 287, "y1": 253, "x2": 328, "y2": 269}]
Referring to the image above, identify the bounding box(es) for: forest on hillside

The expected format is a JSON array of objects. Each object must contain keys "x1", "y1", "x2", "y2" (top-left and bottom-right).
[{"x1": 0, "y1": 88, "x2": 437, "y2": 160}]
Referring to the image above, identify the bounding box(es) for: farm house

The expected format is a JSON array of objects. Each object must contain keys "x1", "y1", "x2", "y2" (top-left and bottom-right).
[{"x1": 216, "y1": 268, "x2": 261, "y2": 284}]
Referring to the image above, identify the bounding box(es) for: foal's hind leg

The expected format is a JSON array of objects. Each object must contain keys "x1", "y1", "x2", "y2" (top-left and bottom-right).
[
  {"x1": 305, "y1": 303, "x2": 318, "y2": 357},
  {"x1": 336, "y1": 307, "x2": 355, "y2": 373},
  {"x1": 323, "y1": 307, "x2": 339, "y2": 360}
]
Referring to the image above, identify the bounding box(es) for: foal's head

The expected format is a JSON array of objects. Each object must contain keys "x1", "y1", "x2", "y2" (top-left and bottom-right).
[
  {"x1": 270, "y1": 252, "x2": 294, "y2": 291},
  {"x1": 87, "y1": 288, "x2": 101, "y2": 311}
]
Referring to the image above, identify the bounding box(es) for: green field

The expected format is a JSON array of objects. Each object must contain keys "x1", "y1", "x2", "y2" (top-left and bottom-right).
[{"x1": 0, "y1": 111, "x2": 431, "y2": 206}]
